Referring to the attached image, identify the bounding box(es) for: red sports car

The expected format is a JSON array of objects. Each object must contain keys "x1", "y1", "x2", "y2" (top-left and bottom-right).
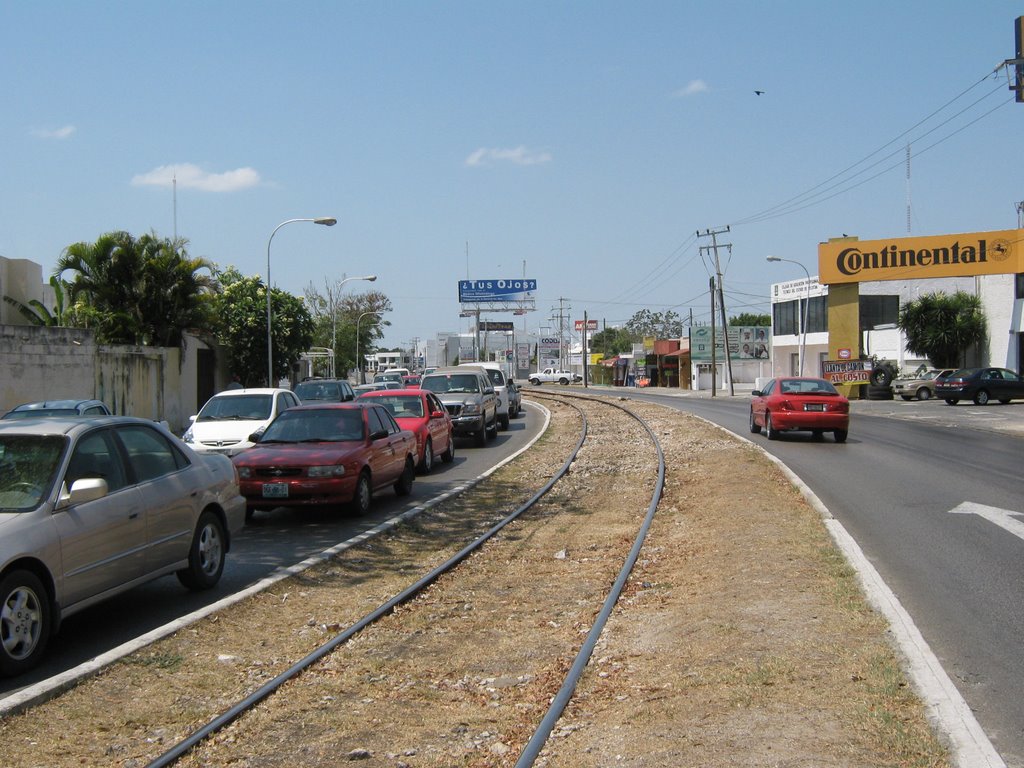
[
  {"x1": 232, "y1": 402, "x2": 417, "y2": 519},
  {"x1": 357, "y1": 388, "x2": 455, "y2": 473},
  {"x1": 749, "y1": 377, "x2": 850, "y2": 443}
]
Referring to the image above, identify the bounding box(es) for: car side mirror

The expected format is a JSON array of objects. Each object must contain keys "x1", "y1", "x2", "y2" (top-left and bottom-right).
[
  {"x1": 249, "y1": 432, "x2": 263, "y2": 443},
  {"x1": 57, "y1": 477, "x2": 108, "y2": 509},
  {"x1": 430, "y1": 409, "x2": 445, "y2": 419},
  {"x1": 369, "y1": 428, "x2": 389, "y2": 440},
  {"x1": 751, "y1": 390, "x2": 762, "y2": 397}
]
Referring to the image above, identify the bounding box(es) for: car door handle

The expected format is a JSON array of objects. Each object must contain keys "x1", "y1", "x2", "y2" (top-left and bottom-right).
[{"x1": 129, "y1": 510, "x2": 141, "y2": 519}]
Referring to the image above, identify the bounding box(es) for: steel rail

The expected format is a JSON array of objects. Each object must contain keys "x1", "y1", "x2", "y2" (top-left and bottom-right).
[
  {"x1": 145, "y1": 400, "x2": 590, "y2": 768},
  {"x1": 514, "y1": 391, "x2": 666, "y2": 767}
]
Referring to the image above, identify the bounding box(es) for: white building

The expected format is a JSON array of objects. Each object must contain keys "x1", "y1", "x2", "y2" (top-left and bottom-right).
[{"x1": 768, "y1": 273, "x2": 1021, "y2": 377}]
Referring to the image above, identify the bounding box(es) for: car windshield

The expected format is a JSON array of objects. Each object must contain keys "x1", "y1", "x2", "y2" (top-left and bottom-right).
[
  {"x1": 198, "y1": 394, "x2": 272, "y2": 421},
  {"x1": 422, "y1": 374, "x2": 481, "y2": 394},
  {"x1": 779, "y1": 378, "x2": 839, "y2": 395},
  {"x1": 294, "y1": 382, "x2": 341, "y2": 401},
  {"x1": 259, "y1": 409, "x2": 364, "y2": 443},
  {"x1": 485, "y1": 370, "x2": 505, "y2": 386},
  {"x1": 371, "y1": 396, "x2": 424, "y2": 419},
  {"x1": 0, "y1": 435, "x2": 66, "y2": 511}
]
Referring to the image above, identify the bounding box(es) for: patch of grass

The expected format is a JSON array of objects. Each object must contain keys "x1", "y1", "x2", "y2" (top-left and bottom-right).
[{"x1": 123, "y1": 651, "x2": 184, "y2": 671}]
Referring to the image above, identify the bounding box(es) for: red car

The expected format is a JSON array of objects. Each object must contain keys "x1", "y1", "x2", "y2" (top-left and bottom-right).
[
  {"x1": 357, "y1": 388, "x2": 455, "y2": 473},
  {"x1": 232, "y1": 402, "x2": 417, "y2": 518},
  {"x1": 749, "y1": 377, "x2": 850, "y2": 443},
  {"x1": 402, "y1": 374, "x2": 422, "y2": 388}
]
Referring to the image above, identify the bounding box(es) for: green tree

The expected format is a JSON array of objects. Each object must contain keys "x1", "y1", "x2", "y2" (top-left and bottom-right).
[
  {"x1": 589, "y1": 325, "x2": 635, "y2": 357},
  {"x1": 303, "y1": 280, "x2": 392, "y2": 378},
  {"x1": 730, "y1": 312, "x2": 770, "y2": 326},
  {"x1": 897, "y1": 291, "x2": 987, "y2": 369},
  {"x1": 54, "y1": 231, "x2": 217, "y2": 345},
  {"x1": 213, "y1": 272, "x2": 315, "y2": 386},
  {"x1": 624, "y1": 309, "x2": 683, "y2": 338},
  {"x1": 2, "y1": 276, "x2": 73, "y2": 326}
]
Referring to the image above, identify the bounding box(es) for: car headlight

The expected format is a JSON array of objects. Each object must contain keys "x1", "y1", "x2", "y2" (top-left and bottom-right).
[
  {"x1": 462, "y1": 402, "x2": 481, "y2": 415},
  {"x1": 182, "y1": 427, "x2": 194, "y2": 443},
  {"x1": 237, "y1": 466, "x2": 252, "y2": 479},
  {"x1": 308, "y1": 465, "x2": 346, "y2": 478}
]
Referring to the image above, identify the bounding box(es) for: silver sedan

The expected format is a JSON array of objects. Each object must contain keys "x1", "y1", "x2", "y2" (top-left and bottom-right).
[{"x1": 0, "y1": 416, "x2": 245, "y2": 676}]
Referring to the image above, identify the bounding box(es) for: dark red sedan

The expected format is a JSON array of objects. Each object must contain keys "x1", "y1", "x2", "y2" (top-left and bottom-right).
[
  {"x1": 232, "y1": 403, "x2": 417, "y2": 519},
  {"x1": 749, "y1": 377, "x2": 850, "y2": 443},
  {"x1": 357, "y1": 388, "x2": 455, "y2": 473}
]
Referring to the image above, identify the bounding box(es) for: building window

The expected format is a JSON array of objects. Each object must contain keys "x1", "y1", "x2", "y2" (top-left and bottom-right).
[
  {"x1": 859, "y1": 295, "x2": 900, "y2": 330},
  {"x1": 773, "y1": 295, "x2": 829, "y2": 335},
  {"x1": 1015, "y1": 273, "x2": 1024, "y2": 299}
]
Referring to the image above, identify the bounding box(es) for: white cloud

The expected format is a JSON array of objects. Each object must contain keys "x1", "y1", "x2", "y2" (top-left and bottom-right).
[
  {"x1": 131, "y1": 163, "x2": 261, "y2": 192},
  {"x1": 32, "y1": 125, "x2": 76, "y2": 140},
  {"x1": 465, "y1": 146, "x2": 552, "y2": 167},
  {"x1": 671, "y1": 79, "x2": 709, "y2": 98}
]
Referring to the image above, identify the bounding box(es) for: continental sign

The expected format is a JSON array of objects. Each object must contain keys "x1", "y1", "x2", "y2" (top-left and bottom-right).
[{"x1": 818, "y1": 229, "x2": 1024, "y2": 284}]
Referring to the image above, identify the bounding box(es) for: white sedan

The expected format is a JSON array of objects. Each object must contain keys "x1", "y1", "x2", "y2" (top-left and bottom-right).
[{"x1": 0, "y1": 416, "x2": 245, "y2": 676}]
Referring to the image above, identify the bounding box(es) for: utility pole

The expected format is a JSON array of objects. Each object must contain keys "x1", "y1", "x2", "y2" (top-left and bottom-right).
[
  {"x1": 698, "y1": 227, "x2": 735, "y2": 396},
  {"x1": 709, "y1": 277, "x2": 716, "y2": 396}
]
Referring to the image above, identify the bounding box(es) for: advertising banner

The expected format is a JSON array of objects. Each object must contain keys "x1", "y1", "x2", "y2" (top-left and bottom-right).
[
  {"x1": 689, "y1": 326, "x2": 771, "y2": 361},
  {"x1": 458, "y1": 279, "x2": 538, "y2": 302},
  {"x1": 821, "y1": 359, "x2": 873, "y2": 384}
]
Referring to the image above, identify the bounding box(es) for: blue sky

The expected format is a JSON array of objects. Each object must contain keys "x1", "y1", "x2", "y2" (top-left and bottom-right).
[{"x1": 3, "y1": 1, "x2": 1022, "y2": 349}]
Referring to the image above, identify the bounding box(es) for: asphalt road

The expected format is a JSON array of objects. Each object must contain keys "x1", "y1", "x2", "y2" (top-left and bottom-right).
[
  {"x1": 0, "y1": 406, "x2": 547, "y2": 703},
  {"x1": 622, "y1": 387, "x2": 1024, "y2": 768}
]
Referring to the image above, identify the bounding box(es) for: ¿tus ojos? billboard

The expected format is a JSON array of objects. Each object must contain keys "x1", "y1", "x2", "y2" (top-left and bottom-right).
[{"x1": 458, "y1": 279, "x2": 537, "y2": 302}]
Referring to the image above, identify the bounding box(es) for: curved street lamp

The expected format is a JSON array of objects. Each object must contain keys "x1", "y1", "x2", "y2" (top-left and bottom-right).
[
  {"x1": 266, "y1": 217, "x2": 336, "y2": 386},
  {"x1": 332, "y1": 275, "x2": 378, "y2": 368},
  {"x1": 766, "y1": 255, "x2": 811, "y2": 376},
  {"x1": 355, "y1": 310, "x2": 383, "y2": 384}
]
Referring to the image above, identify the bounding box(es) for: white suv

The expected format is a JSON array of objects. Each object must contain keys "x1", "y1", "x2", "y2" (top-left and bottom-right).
[
  {"x1": 459, "y1": 363, "x2": 513, "y2": 429},
  {"x1": 183, "y1": 388, "x2": 300, "y2": 456}
]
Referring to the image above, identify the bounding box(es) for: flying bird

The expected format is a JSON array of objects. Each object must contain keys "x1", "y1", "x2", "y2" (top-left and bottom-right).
[{"x1": 754, "y1": 90, "x2": 765, "y2": 96}]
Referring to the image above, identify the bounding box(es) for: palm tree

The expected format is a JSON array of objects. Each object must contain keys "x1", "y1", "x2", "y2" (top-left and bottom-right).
[
  {"x1": 55, "y1": 231, "x2": 218, "y2": 346},
  {"x1": 898, "y1": 291, "x2": 987, "y2": 369}
]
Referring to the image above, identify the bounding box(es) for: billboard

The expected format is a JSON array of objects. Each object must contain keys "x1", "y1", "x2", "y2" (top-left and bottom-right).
[
  {"x1": 458, "y1": 279, "x2": 538, "y2": 302},
  {"x1": 690, "y1": 326, "x2": 771, "y2": 361}
]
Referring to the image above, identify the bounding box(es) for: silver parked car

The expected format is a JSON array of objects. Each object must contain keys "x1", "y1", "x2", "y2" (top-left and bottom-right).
[{"x1": 0, "y1": 416, "x2": 246, "y2": 676}]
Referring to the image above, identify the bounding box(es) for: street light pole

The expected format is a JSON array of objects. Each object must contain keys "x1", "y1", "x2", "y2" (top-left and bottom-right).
[
  {"x1": 331, "y1": 275, "x2": 377, "y2": 373},
  {"x1": 266, "y1": 217, "x2": 336, "y2": 387},
  {"x1": 355, "y1": 310, "x2": 383, "y2": 384},
  {"x1": 766, "y1": 255, "x2": 811, "y2": 376}
]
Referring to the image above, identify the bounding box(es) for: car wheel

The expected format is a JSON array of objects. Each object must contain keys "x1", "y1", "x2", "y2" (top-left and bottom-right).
[
  {"x1": 558, "y1": 377, "x2": 569, "y2": 385},
  {"x1": 177, "y1": 511, "x2": 226, "y2": 590},
  {"x1": 833, "y1": 429, "x2": 848, "y2": 443},
  {"x1": 475, "y1": 419, "x2": 488, "y2": 446},
  {"x1": 748, "y1": 408, "x2": 761, "y2": 434},
  {"x1": 0, "y1": 569, "x2": 51, "y2": 676},
  {"x1": 869, "y1": 364, "x2": 895, "y2": 387},
  {"x1": 441, "y1": 434, "x2": 455, "y2": 463},
  {"x1": 944, "y1": 398, "x2": 958, "y2": 406},
  {"x1": 973, "y1": 389, "x2": 990, "y2": 406},
  {"x1": 529, "y1": 379, "x2": 540, "y2": 386},
  {"x1": 765, "y1": 412, "x2": 778, "y2": 440},
  {"x1": 418, "y1": 438, "x2": 434, "y2": 474},
  {"x1": 499, "y1": 413, "x2": 510, "y2": 430},
  {"x1": 394, "y1": 457, "x2": 415, "y2": 496},
  {"x1": 916, "y1": 387, "x2": 932, "y2": 401},
  {"x1": 349, "y1": 471, "x2": 372, "y2": 514}
]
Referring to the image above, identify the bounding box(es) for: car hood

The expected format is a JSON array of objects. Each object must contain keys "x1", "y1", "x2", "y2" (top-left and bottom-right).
[
  {"x1": 190, "y1": 419, "x2": 270, "y2": 442},
  {"x1": 233, "y1": 441, "x2": 367, "y2": 466}
]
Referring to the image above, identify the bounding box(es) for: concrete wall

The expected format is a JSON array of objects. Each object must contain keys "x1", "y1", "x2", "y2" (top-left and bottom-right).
[
  {"x1": 0, "y1": 258, "x2": 56, "y2": 325},
  {"x1": 0, "y1": 324, "x2": 226, "y2": 433}
]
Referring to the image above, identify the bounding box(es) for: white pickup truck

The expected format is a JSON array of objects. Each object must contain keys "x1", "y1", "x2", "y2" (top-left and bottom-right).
[{"x1": 528, "y1": 368, "x2": 582, "y2": 385}]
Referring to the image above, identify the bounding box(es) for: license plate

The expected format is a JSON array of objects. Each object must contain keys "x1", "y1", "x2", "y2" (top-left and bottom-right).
[
  {"x1": 804, "y1": 403, "x2": 825, "y2": 412},
  {"x1": 262, "y1": 483, "x2": 289, "y2": 498}
]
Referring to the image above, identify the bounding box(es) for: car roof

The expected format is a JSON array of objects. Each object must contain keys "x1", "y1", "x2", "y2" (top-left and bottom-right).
[
  {"x1": 0, "y1": 414, "x2": 159, "y2": 436},
  {"x1": 358, "y1": 388, "x2": 426, "y2": 398},
  {"x1": 211, "y1": 387, "x2": 292, "y2": 397},
  {"x1": 9, "y1": 399, "x2": 106, "y2": 410}
]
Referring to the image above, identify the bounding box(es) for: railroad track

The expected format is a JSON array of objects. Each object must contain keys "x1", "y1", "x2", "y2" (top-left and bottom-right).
[{"x1": 1, "y1": 393, "x2": 666, "y2": 767}]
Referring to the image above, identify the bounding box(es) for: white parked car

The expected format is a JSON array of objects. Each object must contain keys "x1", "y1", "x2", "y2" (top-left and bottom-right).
[{"x1": 183, "y1": 388, "x2": 300, "y2": 456}]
